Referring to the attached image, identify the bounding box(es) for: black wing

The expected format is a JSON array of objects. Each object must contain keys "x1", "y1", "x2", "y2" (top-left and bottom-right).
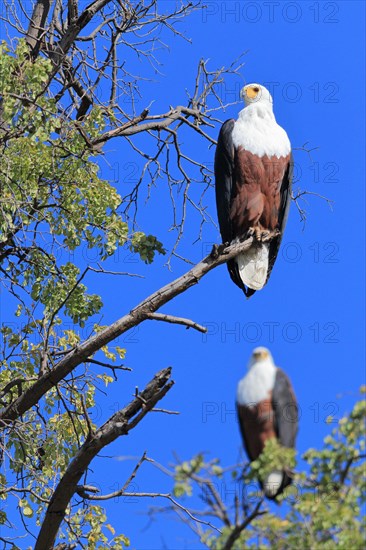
[
  {"x1": 214, "y1": 119, "x2": 235, "y2": 244},
  {"x1": 272, "y1": 367, "x2": 298, "y2": 449},
  {"x1": 214, "y1": 119, "x2": 250, "y2": 296},
  {"x1": 266, "y1": 154, "x2": 293, "y2": 283}
]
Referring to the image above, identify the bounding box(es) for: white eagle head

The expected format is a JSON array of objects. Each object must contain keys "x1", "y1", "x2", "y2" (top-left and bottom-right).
[
  {"x1": 247, "y1": 346, "x2": 274, "y2": 369},
  {"x1": 240, "y1": 83, "x2": 273, "y2": 107}
]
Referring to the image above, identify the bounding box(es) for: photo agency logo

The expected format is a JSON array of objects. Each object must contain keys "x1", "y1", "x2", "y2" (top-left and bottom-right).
[
  {"x1": 77, "y1": 479, "x2": 141, "y2": 504},
  {"x1": 199, "y1": 476, "x2": 339, "y2": 505},
  {"x1": 264, "y1": 81, "x2": 340, "y2": 104},
  {"x1": 204, "y1": 154, "x2": 340, "y2": 186},
  {"x1": 200, "y1": 320, "x2": 340, "y2": 345},
  {"x1": 214, "y1": 79, "x2": 340, "y2": 106},
  {"x1": 202, "y1": 2, "x2": 340, "y2": 24},
  {"x1": 292, "y1": 160, "x2": 340, "y2": 185},
  {"x1": 0, "y1": 2, "x2": 33, "y2": 25},
  {"x1": 0, "y1": 320, "x2": 139, "y2": 349},
  {"x1": 201, "y1": 399, "x2": 340, "y2": 425},
  {"x1": 29, "y1": 238, "x2": 142, "y2": 267},
  {"x1": 201, "y1": 240, "x2": 340, "y2": 266}
]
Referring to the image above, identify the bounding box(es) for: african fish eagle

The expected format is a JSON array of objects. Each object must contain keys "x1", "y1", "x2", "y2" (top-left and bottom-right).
[
  {"x1": 215, "y1": 83, "x2": 293, "y2": 297},
  {"x1": 236, "y1": 347, "x2": 298, "y2": 499}
]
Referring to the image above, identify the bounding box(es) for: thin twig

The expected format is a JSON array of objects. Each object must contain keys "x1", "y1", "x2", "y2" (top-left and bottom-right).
[{"x1": 146, "y1": 312, "x2": 207, "y2": 334}]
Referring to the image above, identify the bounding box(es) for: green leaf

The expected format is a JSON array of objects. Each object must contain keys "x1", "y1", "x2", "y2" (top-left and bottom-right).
[{"x1": 23, "y1": 505, "x2": 34, "y2": 518}]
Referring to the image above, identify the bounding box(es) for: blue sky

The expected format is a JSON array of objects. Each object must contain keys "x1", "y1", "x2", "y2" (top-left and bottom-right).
[
  {"x1": 1, "y1": 1, "x2": 365, "y2": 548},
  {"x1": 88, "y1": 2, "x2": 365, "y2": 548}
]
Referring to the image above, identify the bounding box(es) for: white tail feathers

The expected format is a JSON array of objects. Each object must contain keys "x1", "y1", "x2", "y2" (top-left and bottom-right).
[
  {"x1": 236, "y1": 244, "x2": 269, "y2": 290},
  {"x1": 263, "y1": 470, "x2": 283, "y2": 498}
]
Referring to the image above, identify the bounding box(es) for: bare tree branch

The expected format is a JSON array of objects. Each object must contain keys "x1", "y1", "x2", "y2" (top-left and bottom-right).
[
  {"x1": 292, "y1": 188, "x2": 334, "y2": 227},
  {"x1": 222, "y1": 501, "x2": 266, "y2": 550},
  {"x1": 76, "y1": 450, "x2": 148, "y2": 500},
  {"x1": 146, "y1": 312, "x2": 207, "y2": 333},
  {"x1": 77, "y1": 474, "x2": 223, "y2": 535},
  {"x1": 34, "y1": 367, "x2": 174, "y2": 550},
  {"x1": 25, "y1": 0, "x2": 51, "y2": 58},
  {"x1": 0, "y1": 232, "x2": 274, "y2": 427}
]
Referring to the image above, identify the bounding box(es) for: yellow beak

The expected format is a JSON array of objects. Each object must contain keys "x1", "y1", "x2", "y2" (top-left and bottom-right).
[
  {"x1": 245, "y1": 86, "x2": 258, "y2": 99},
  {"x1": 253, "y1": 350, "x2": 268, "y2": 360}
]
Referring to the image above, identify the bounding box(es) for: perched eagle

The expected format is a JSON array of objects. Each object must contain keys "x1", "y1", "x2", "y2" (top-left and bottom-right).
[
  {"x1": 236, "y1": 347, "x2": 298, "y2": 499},
  {"x1": 215, "y1": 83, "x2": 293, "y2": 297}
]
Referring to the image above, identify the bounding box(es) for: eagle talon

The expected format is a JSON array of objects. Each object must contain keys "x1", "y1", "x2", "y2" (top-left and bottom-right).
[
  {"x1": 254, "y1": 228, "x2": 262, "y2": 241},
  {"x1": 260, "y1": 230, "x2": 270, "y2": 241}
]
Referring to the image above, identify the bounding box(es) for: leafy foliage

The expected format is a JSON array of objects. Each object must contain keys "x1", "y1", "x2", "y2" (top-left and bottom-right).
[{"x1": 0, "y1": 42, "x2": 165, "y2": 547}]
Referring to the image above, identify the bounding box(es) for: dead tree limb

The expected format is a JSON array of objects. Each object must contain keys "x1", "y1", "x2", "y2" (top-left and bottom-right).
[
  {"x1": 34, "y1": 367, "x2": 173, "y2": 550},
  {"x1": 0, "y1": 233, "x2": 263, "y2": 427},
  {"x1": 146, "y1": 312, "x2": 208, "y2": 333}
]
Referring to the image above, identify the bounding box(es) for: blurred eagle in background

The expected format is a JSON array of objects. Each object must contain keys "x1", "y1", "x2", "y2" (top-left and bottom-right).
[
  {"x1": 236, "y1": 347, "x2": 298, "y2": 499},
  {"x1": 215, "y1": 83, "x2": 293, "y2": 297}
]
